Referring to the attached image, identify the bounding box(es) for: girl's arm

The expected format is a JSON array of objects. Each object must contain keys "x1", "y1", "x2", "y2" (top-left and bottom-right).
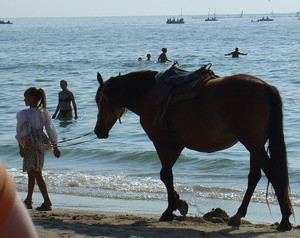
[
  {"x1": 44, "y1": 111, "x2": 61, "y2": 158},
  {"x1": 45, "y1": 111, "x2": 58, "y2": 143}
]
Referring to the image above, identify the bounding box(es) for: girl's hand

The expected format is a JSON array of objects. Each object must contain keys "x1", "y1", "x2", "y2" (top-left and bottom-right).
[{"x1": 53, "y1": 146, "x2": 61, "y2": 158}]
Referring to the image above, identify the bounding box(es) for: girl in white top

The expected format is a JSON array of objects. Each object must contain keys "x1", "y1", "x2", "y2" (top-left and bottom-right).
[{"x1": 16, "y1": 87, "x2": 61, "y2": 211}]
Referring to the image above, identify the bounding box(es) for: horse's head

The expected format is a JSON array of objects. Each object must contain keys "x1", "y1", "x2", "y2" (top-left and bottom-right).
[{"x1": 94, "y1": 72, "x2": 125, "y2": 139}]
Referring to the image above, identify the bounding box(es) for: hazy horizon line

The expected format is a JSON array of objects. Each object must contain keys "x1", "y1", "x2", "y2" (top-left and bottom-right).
[{"x1": 1, "y1": 11, "x2": 298, "y2": 19}]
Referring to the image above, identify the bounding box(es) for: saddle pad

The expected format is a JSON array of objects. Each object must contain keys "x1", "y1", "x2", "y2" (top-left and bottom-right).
[{"x1": 147, "y1": 65, "x2": 213, "y2": 105}]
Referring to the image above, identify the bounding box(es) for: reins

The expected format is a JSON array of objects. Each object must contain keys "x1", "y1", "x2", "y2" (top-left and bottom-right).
[
  {"x1": 56, "y1": 131, "x2": 97, "y2": 147},
  {"x1": 58, "y1": 131, "x2": 94, "y2": 144},
  {"x1": 56, "y1": 137, "x2": 97, "y2": 147},
  {"x1": 36, "y1": 131, "x2": 97, "y2": 148}
]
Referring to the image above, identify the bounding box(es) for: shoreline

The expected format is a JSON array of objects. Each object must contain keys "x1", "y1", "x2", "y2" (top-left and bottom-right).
[
  {"x1": 18, "y1": 191, "x2": 300, "y2": 225},
  {"x1": 31, "y1": 208, "x2": 300, "y2": 238}
]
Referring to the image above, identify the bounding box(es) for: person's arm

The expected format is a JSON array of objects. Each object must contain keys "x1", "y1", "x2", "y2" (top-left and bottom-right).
[
  {"x1": 70, "y1": 92, "x2": 78, "y2": 119},
  {"x1": 52, "y1": 144, "x2": 61, "y2": 158},
  {"x1": 16, "y1": 111, "x2": 30, "y2": 147},
  {"x1": 52, "y1": 95, "x2": 60, "y2": 119},
  {"x1": 45, "y1": 111, "x2": 61, "y2": 158},
  {"x1": 165, "y1": 54, "x2": 172, "y2": 62}
]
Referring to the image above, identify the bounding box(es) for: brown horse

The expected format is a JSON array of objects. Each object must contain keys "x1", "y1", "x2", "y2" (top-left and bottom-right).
[{"x1": 94, "y1": 67, "x2": 293, "y2": 230}]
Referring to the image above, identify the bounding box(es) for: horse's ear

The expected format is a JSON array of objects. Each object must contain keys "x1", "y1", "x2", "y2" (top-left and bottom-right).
[{"x1": 97, "y1": 72, "x2": 103, "y2": 85}]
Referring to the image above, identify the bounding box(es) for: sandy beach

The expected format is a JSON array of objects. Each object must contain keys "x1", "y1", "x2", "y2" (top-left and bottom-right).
[{"x1": 30, "y1": 208, "x2": 300, "y2": 238}]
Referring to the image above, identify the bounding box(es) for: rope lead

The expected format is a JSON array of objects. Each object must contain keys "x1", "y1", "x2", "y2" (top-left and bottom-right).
[{"x1": 36, "y1": 131, "x2": 96, "y2": 148}]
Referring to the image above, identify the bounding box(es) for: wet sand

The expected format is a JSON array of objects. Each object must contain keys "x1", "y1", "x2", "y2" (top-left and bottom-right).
[{"x1": 30, "y1": 208, "x2": 300, "y2": 238}]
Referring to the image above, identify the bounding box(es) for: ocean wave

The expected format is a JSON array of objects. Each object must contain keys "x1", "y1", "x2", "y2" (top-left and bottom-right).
[{"x1": 10, "y1": 167, "x2": 300, "y2": 207}]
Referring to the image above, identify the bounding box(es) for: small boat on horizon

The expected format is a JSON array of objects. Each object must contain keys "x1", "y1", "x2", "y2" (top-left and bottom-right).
[
  {"x1": 166, "y1": 17, "x2": 185, "y2": 24},
  {"x1": 257, "y1": 16, "x2": 274, "y2": 22},
  {"x1": 205, "y1": 16, "x2": 218, "y2": 21},
  {"x1": 0, "y1": 20, "x2": 13, "y2": 24},
  {"x1": 205, "y1": 8, "x2": 218, "y2": 21},
  {"x1": 167, "y1": 8, "x2": 185, "y2": 24}
]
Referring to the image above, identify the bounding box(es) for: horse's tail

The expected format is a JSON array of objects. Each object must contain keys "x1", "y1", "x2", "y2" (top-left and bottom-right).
[{"x1": 265, "y1": 84, "x2": 293, "y2": 215}]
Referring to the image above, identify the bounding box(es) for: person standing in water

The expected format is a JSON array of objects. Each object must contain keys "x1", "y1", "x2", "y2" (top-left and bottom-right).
[
  {"x1": 225, "y1": 47, "x2": 248, "y2": 58},
  {"x1": 16, "y1": 87, "x2": 61, "y2": 211},
  {"x1": 158, "y1": 48, "x2": 172, "y2": 63},
  {"x1": 52, "y1": 80, "x2": 78, "y2": 120}
]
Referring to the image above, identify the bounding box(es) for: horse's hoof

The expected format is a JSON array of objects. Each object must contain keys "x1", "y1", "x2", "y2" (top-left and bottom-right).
[
  {"x1": 228, "y1": 214, "x2": 241, "y2": 226},
  {"x1": 277, "y1": 221, "x2": 292, "y2": 231},
  {"x1": 159, "y1": 212, "x2": 173, "y2": 221},
  {"x1": 178, "y1": 200, "x2": 188, "y2": 216}
]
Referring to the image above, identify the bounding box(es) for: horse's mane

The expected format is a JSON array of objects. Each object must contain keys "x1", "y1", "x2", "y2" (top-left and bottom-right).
[{"x1": 105, "y1": 70, "x2": 158, "y2": 106}]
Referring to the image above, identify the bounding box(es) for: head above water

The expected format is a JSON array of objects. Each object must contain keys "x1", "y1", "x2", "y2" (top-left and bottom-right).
[
  {"x1": 60, "y1": 80, "x2": 68, "y2": 90},
  {"x1": 24, "y1": 87, "x2": 47, "y2": 110}
]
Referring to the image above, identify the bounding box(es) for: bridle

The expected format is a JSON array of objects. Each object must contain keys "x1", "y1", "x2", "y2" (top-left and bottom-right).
[{"x1": 96, "y1": 86, "x2": 123, "y2": 124}]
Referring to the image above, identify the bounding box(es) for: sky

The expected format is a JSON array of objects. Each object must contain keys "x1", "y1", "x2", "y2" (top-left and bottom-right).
[{"x1": 1, "y1": 0, "x2": 299, "y2": 18}]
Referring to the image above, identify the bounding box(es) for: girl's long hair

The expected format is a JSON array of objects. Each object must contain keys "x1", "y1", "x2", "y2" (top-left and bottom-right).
[{"x1": 24, "y1": 87, "x2": 47, "y2": 110}]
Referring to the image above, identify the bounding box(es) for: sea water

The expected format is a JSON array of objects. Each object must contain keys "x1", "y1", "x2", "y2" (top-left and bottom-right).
[{"x1": 1, "y1": 14, "x2": 300, "y2": 224}]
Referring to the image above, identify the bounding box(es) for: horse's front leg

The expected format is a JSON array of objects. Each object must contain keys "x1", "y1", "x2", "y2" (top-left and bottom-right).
[
  {"x1": 159, "y1": 166, "x2": 177, "y2": 221},
  {"x1": 159, "y1": 165, "x2": 189, "y2": 221},
  {"x1": 155, "y1": 144, "x2": 186, "y2": 221}
]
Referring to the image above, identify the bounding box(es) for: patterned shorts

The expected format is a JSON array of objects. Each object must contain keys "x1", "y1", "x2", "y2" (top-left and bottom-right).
[{"x1": 22, "y1": 129, "x2": 50, "y2": 172}]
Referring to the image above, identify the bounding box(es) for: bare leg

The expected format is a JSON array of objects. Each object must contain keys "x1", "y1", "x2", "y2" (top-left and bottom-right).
[
  {"x1": 24, "y1": 170, "x2": 35, "y2": 206},
  {"x1": 35, "y1": 171, "x2": 52, "y2": 206}
]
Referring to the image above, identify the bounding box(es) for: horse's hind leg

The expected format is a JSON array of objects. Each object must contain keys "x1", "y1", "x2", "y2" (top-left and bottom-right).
[
  {"x1": 260, "y1": 158, "x2": 293, "y2": 230},
  {"x1": 247, "y1": 148, "x2": 293, "y2": 230},
  {"x1": 229, "y1": 148, "x2": 292, "y2": 230},
  {"x1": 228, "y1": 150, "x2": 262, "y2": 226}
]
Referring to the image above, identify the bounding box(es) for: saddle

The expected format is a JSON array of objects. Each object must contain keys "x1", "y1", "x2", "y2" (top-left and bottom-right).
[{"x1": 148, "y1": 63, "x2": 216, "y2": 106}]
